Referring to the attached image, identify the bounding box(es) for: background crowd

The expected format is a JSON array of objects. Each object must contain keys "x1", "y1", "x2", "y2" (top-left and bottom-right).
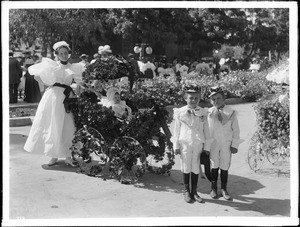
[{"x1": 9, "y1": 45, "x2": 273, "y2": 105}]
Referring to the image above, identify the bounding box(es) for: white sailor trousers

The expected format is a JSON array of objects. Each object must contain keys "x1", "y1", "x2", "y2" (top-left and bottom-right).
[
  {"x1": 210, "y1": 141, "x2": 232, "y2": 170},
  {"x1": 180, "y1": 142, "x2": 203, "y2": 174},
  {"x1": 210, "y1": 120, "x2": 233, "y2": 170}
]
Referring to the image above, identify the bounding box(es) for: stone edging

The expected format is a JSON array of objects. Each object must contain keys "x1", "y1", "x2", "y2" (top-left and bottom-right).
[{"x1": 10, "y1": 117, "x2": 34, "y2": 127}]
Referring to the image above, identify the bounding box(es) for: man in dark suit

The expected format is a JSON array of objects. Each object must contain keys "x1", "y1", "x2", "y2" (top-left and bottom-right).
[
  {"x1": 9, "y1": 50, "x2": 22, "y2": 103},
  {"x1": 127, "y1": 53, "x2": 142, "y2": 93}
]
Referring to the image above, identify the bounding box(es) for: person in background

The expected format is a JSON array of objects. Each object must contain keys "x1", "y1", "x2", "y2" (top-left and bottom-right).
[
  {"x1": 98, "y1": 45, "x2": 112, "y2": 60},
  {"x1": 140, "y1": 56, "x2": 156, "y2": 79},
  {"x1": 241, "y1": 53, "x2": 250, "y2": 71},
  {"x1": 104, "y1": 87, "x2": 132, "y2": 120},
  {"x1": 9, "y1": 50, "x2": 23, "y2": 103},
  {"x1": 175, "y1": 59, "x2": 182, "y2": 74},
  {"x1": 165, "y1": 63, "x2": 175, "y2": 78},
  {"x1": 23, "y1": 50, "x2": 42, "y2": 103},
  {"x1": 90, "y1": 53, "x2": 99, "y2": 64},
  {"x1": 24, "y1": 41, "x2": 84, "y2": 167},
  {"x1": 173, "y1": 86, "x2": 211, "y2": 203},
  {"x1": 157, "y1": 62, "x2": 166, "y2": 77},
  {"x1": 207, "y1": 86, "x2": 243, "y2": 200},
  {"x1": 213, "y1": 59, "x2": 221, "y2": 80},
  {"x1": 179, "y1": 61, "x2": 189, "y2": 78},
  {"x1": 79, "y1": 54, "x2": 90, "y2": 70},
  {"x1": 127, "y1": 53, "x2": 141, "y2": 92},
  {"x1": 15, "y1": 52, "x2": 25, "y2": 99}
]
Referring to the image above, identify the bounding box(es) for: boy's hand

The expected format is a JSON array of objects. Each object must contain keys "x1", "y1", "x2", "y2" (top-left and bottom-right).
[
  {"x1": 230, "y1": 146, "x2": 238, "y2": 154},
  {"x1": 174, "y1": 149, "x2": 181, "y2": 155}
]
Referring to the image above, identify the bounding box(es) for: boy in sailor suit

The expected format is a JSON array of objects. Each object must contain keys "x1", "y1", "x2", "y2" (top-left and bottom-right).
[
  {"x1": 207, "y1": 86, "x2": 243, "y2": 200},
  {"x1": 173, "y1": 86, "x2": 211, "y2": 203}
]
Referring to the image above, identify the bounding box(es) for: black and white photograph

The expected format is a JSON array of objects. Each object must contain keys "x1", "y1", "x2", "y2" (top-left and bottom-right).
[{"x1": 2, "y1": 1, "x2": 298, "y2": 226}]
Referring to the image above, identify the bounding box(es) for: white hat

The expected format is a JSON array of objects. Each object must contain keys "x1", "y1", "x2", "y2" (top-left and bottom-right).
[
  {"x1": 53, "y1": 41, "x2": 70, "y2": 51},
  {"x1": 79, "y1": 54, "x2": 89, "y2": 59},
  {"x1": 98, "y1": 45, "x2": 112, "y2": 55},
  {"x1": 106, "y1": 87, "x2": 120, "y2": 101}
]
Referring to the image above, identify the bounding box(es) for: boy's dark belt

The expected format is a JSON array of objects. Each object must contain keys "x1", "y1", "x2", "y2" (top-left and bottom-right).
[{"x1": 53, "y1": 83, "x2": 75, "y2": 113}]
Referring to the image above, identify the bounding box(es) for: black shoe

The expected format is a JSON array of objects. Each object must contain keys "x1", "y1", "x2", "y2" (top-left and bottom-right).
[
  {"x1": 221, "y1": 189, "x2": 231, "y2": 200},
  {"x1": 210, "y1": 189, "x2": 218, "y2": 199},
  {"x1": 191, "y1": 185, "x2": 203, "y2": 203},
  {"x1": 184, "y1": 191, "x2": 193, "y2": 203},
  {"x1": 210, "y1": 181, "x2": 218, "y2": 199},
  {"x1": 192, "y1": 192, "x2": 203, "y2": 203}
]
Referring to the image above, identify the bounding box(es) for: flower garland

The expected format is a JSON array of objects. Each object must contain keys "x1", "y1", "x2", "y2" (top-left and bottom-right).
[
  {"x1": 254, "y1": 99, "x2": 289, "y2": 145},
  {"x1": 70, "y1": 126, "x2": 109, "y2": 177},
  {"x1": 68, "y1": 96, "x2": 175, "y2": 181},
  {"x1": 82, "y1": 54, "x2": 137, "y2": 82},
  {"x1": 109, "y1": 136, "x2": 147, "y2": 183},
  {"x1": 120, "y1": 107, "x2": 175, "y2": 175}
]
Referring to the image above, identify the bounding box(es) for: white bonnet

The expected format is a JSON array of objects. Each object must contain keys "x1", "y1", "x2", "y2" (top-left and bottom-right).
[
  {"x1": 53, "y1": 41, "x2": 70, "y2": 51},
  {"x1": 98, "y1": 45, "x2": 112, "y2": 54}
]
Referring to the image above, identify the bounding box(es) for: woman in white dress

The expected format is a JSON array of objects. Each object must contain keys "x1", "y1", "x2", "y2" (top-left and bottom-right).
[{"x1": 24, "y1": 41, "x2": 84, "y2": 166}]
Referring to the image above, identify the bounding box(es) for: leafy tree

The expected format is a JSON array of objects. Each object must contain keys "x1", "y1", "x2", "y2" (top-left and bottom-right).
[
  {"x1": 9, "y1": 9, "x2": 110, "y2": 56},
  {"x1": 9, "y1": 8, "x2": 289, "y2": 60}
]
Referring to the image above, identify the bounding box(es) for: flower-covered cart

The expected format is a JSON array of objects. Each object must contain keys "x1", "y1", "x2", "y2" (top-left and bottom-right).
[
  {"x1": 68, "y1": 55, "x2": 175, "y2": 183},
  {"x1": 247, "y1": 64, "x2": 290, "y2": 171}
]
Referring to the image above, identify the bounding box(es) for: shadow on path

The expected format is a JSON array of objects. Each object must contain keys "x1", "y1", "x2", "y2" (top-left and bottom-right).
[
  {"x1": 135, "y1": 172, "x2": 290, "y2": 216},
  {"x1": 41, "y1": 162, "x2": 79, "y2": 173}
]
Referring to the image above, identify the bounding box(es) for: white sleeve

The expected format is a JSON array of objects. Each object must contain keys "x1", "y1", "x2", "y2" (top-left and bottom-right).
[
  {"x1": 231, "y1": 111, "x2": 243, "y2": 148},
  {"x1": 70, "y1": 63, "x2": 84, "y2": 83},
  {"x1": 172, "y1": 108, "x2": 181, "y2": 150},
  {"x1": 28, "y1": 58, "x2": 58, "y2": 86}
]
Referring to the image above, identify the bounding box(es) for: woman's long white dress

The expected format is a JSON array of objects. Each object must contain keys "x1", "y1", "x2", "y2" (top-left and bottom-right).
[{"x1": 24, "y1": 58, "x2": 84, "y2": 158}]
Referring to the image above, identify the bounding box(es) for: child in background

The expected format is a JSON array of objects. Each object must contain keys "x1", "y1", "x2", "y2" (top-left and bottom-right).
[
  {"x1": 173, "y1": 86, "x2": 211, "y2": 203},
  {"x1": 105, "y1": 87, "x2": 132, "y2": 120},
  {"x1": 207, "y1": 86, "x2": 243, "y2": 200}
]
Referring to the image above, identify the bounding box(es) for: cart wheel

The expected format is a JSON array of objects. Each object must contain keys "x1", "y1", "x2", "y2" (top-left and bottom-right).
[
  {"x1": 71, "y1": 126, "x2": 108, "y2": 174},
  {"x1": 146, "y1": 145, "x2": 175, "y2": 176},
  {"x1": 109, "y1": 136, "x2": 147, "y2": 183},
  {"x1": 248, "y1": 132, "x2": 265, "y2": 171},
  {"x1": 266, "y1": 139, "x2": 281, "y2": 164}
]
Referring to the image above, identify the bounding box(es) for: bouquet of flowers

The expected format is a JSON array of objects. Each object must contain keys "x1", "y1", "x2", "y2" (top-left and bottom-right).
[{"x1": 82, "y1": 55, "x2": 133, "y2": 83}]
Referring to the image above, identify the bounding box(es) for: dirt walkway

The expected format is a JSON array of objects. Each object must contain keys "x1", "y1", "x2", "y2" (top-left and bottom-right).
[{"x1": 5, "y1": 103, "x2": 292, "y2": 225}]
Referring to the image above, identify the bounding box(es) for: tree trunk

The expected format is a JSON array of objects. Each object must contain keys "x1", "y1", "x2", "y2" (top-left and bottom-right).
[{"x1": 277, "y1": 51, "x2": 280, "y2": 64}]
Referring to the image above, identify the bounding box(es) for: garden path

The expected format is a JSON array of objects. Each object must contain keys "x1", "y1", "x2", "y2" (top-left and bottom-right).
[{"x1": 6, "y1": 103, "x2": 292, "y2": 225}]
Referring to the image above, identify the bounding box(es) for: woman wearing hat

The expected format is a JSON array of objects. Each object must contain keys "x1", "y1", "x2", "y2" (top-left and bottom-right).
[
  {"x1": 24, "y1": 41, "x2": 85, "y2": 167},
  {"x1": 103, "y1": 87, "x2": 132, "y2": 120},
  {"x1": 98, "y1": 45, "x2": 112, "y2": 60},
  {"x1": 79, "y1": 54, "x2": 90, "y2": 69},
  {"x1": 90, "y1": 53, "x2": 100, "y2": 64}
]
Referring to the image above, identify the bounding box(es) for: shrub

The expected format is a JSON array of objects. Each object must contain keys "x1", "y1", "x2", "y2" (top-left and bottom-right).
[{"x1": 254, "y1": 99, "x2": 289, "y2": 145}]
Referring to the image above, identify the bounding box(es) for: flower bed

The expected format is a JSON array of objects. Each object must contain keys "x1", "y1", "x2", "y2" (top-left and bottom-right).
[
  {"x1": 120, "y1": 70, "x2": 277, "y2": 109},
  {"x1": 9, "y1": 108, "x2": 37, "y2": 118}
]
